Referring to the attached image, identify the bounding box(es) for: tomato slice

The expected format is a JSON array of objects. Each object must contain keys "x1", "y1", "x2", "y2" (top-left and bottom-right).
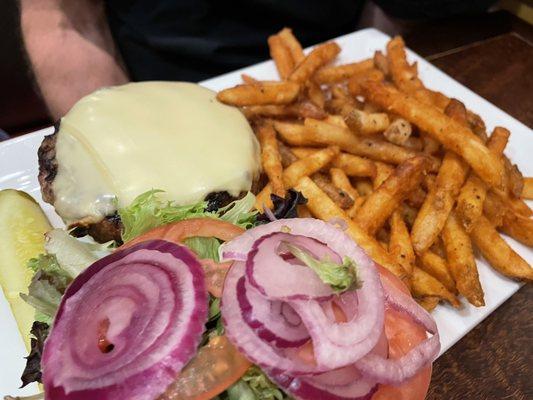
[
  {"x1": 372, "y1": 265, "x2": 432, "y2": 400},
  {"x1": 160, "y1": 335, "x2": 252, "y2": 400},
  {"x1": 120, "y1": 218, "x2": 244, "y2": 296},
  {"x1": 121, "y1": 218, "x2": 244, "y2": 248}
]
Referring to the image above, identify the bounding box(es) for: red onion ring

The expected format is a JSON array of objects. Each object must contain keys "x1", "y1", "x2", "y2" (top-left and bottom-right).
[
  {"x1": 267, "y1": 368, "x2": 378, "y2": 400},
  {"x1": 239, "y1": 278, "x2": 310, "y2": 348},
  {"x1": 353, "y1": 275, "x2": 440, "y2": 384},
  {"x1": 42, "y1": 240, "x2": 208, "y2": 400},
  {"x1": 221, "y1": 261, "x2": 326, "y2": 375},
  {"x1": 246, "y1": 232, "x2": 341, "y2": 300}
]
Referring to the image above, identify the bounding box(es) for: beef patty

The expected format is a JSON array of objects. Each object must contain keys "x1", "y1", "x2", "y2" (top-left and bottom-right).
[{"x1": 37, "y1": 129, "x2": 255, "y2": 243}]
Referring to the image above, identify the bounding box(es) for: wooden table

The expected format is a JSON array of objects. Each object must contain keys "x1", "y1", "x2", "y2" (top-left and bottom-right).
[
  {"x1": 3, "y1": 8, "x2": 532, "y2": 400},
  {"x1": 376, "y1": 11, "x2": 533, "y2": 400}
]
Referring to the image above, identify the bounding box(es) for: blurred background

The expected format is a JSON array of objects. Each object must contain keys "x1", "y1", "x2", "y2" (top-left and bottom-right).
[{"x1": 0, "y1": 0, "x2": 531, "y2": 139}]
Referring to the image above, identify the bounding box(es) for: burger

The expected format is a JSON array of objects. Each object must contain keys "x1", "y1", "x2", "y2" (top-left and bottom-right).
[{"x1": 38, "y1": 81, "x2": 261, "y2": 242}]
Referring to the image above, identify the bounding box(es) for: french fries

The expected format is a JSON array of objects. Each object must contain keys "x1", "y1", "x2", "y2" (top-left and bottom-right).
[
  {"x1": 456, "y1": 126, "x2": 510, "y2": 232},
  {"x1": 289, "y1": 42, "x2": 341, "y2": 84},
  {"x1": 410, "y1": 101, "x2": 470, "y2": 254},
  {"x1": 268, "y1": 34, "x2": 294, "y2": 79},
  {"x1": 314, "y1": 59, "x2": 374, "y2": 84},
  {"x1": 257, "y1": 123, "x2": 285, "y2": 196},
  {"x1": 470, "y1": 215, "x2": 533, "y2": 281},
  {"x1": 522, "y1": 177, "x2": 533, "y2": 200},
  {"x1": 312, "y1": 173, "x2": 354, "y2": 210},
  {"x1": 225, "y1": 29, "x2": 532, "y2": 314},
  {"x1": 383, "y1": 118, "x2": 412, "y2": 145},
  {"x1": 389, "y1": 210, "x2": 415, "y2": 276},
  {"x1": 294, "y1": 176, "x2": 408, "y2": 282},
  {"x1": 418, "y1": 250, "x2": 456, "y2": 294},
  {"x1": 217, "y1": 81, "x2": 300, "y2": 106},
  {"x1": 255, "y1": 146, "x2": 339, "y2": 210},
  {"x1": 442, "y1": 212, "x2": 484, "y2": 306},
  {"x1": 344, "y1": 108, "x2": 390, "y2": 135},
  {"x1": 355, "y1": 156, "x2": 429, "y2": 235},
  {"x1": 278, "y1": 28, "x2": 305, "y2": 64},
  {"x1": 411, "y1": 266, "x2": 460, "y2": 307},
  {"x1": 362, "y1": 80, "x2": 506, "y2": 189}
]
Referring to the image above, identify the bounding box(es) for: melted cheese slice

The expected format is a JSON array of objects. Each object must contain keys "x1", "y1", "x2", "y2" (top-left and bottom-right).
[{"x1": 52, "y1": 82, "x2": 260, "y2": 222}]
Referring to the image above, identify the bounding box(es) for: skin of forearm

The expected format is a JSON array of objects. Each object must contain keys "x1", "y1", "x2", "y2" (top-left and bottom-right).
[{"x1": 20, "y1": 0, "x2": 129, "y2": 119}]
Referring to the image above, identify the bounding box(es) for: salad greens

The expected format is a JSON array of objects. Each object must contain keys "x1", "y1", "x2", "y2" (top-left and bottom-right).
[
  {"x1": 118, "y1": 190, "x2": 257, "y2": 242},
  {"x1": 226, "y1": 366, "x2": 288, "y2": 400},
  {"x1": 184, "y1": 236, "x2": 222, "y2": 262},
  {"x1": 286, "y1": 243, "x2": 361, "y2": 293}
]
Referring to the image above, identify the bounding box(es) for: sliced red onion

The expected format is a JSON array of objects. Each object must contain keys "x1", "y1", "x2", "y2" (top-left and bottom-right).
[
  {"x1": 221, "y1": 261, "x2": 326, "y2": 375},
  {"x1": 268, "y1": 369, "x2": 378, "y2": 400},
  {"x1": 263, "y1": 206, "x2": 278, "y2": 222},
  {"x1": 220, "y1": 218, "x2": 370, "y2": 263},
  {"x1": 42, "y1": 240, "x2": 208, "y2": 400},
  {"x1": 239, "y1": 279, "x2": 310, "y2": 348},
  {"x1": 246, "y1": 232, "x2": 340, "y2": 300},
  {"x1": 353, "y1": 275, "x2": 440, "y2": 384}
]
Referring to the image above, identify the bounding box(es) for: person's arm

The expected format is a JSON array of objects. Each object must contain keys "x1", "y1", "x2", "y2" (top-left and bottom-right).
[{"x1": 20, "y1": 0, "x2": 129, "y2": 119}]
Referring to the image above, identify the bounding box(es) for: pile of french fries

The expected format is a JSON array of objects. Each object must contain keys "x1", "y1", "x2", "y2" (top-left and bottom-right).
[{"x1": 217, "y1": 28, "x2": 533, "y2": 311}]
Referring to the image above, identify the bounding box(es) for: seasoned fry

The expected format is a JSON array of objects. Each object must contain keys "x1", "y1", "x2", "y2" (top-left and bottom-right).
[
  {"x1": 362, "y1": 81, "x2": 506, "y2": 188},
  {"x1": 294, "y1": 176, "x2": 408, "y2": 282},
  {"x1": 330, "y1": 168, "x2": 360, "y2": 217},
  {"x1": 418, "y1": 250, "x2": 456, "y2": 294},
  {"x1": 277, "y1": 141, "x2": 298, "y2": 167},
  {"x1": 289, "y1": 42, "x2": 341, "y2": 84},
  {"x1": 482, "y1": 190, "x2": 505, "y2": 228},
  {"x1": 333, "y1": 153, "x2": 377, "y2": 179},
  {"x1": 402, "y1": 137, "x2": 423, "y2": 151},
  {"x1": 312, "y1": 173, "x2": 354, "y2": 209},
  {"x1": 355, "y1": 156, "x2": 429, "y2": 235},
  {"x1": 314, "y1": 59, "x2": 374, "y2": 84},
  {"x1": 306, "y1": 81, "x2": 326, "y2": 109},
  {"x1": 297, "y1": 205, "x2": 312, "y2": 218},
  {"x1": 268, "y1": 34, "x2": 294, "y2": 79},
  {"x1": 347, "y1": 68, "x2": 385, "y2": 96},
  {"x1": 421, "y1": 133, "x2": 440, "y2": 155},
  {"x1": 389, "y1": 210, "x2": 415, "y2": 276},
  {"x1": 301, "y1": 118, "x2": 419, "y2": 165},
  {"x1": 410, "y1": 100, "x2": 470, "y2": 253},
  {"x1": 344, "y1": 108, "x2": 390, "y2": 135},
  {"x1": 255, "y1": 146, "x2": 339, "y2": 210},
  {"x1": 500, "y1": 210, "x2": 533, "y2": 247},
  {"x1": 417, "y1": 296, "x2": 440, "y2": 312},
  {"x1": 411, "y1": 266, "x2": 460, "y2": 307},
  {"x1": 373, "y1": 50, "x2": 389, "y2": 76},
  {"x1": 411, "y1": 151, "x2": 468, "y2": 254},
  {"x1": 291, "y1": 148, "x2": 377, "y2": 179},
  {"x1": 383, "y1": 118, "x2": 412, "y2": 145},
  {"x1": 278, "y1": 27, "x2": 305, "y2": 64},
  {"x1": 217, "y1": 81, "x2": 300, "y2": 106},
  {"x1": 243, "y1": 102, "x2": 326, "y2": 120},
  {"x1": 470, "y1": 215, "x2": 533, "y2": 281},
  {"x1": 456, "y1": 127, "x2": 510, "y2": 232},
  {"x1": 355, "y1": 180, "x2": 373, "y2": 197},
  {"x1": 504, "y1": 157, "x2": 524, "y2": 198},
  {"x1": 241, "y1": 74, "x2": 259, "y2": 84},
  {"x1": 373, "y1": 162, "x2": 394, "y2": 189},
  {"x1": 523, "y1": 177, "x2": 533, "y2": 200},
  {"x1": 324, "y1": 115, "x2": 349, "y2": 128},
  {"x1": 257, "y1": 123, "x2": 285, "y2": 197}
]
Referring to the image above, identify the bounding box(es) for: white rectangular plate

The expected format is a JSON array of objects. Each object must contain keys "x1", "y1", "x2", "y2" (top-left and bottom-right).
[{"x1": 0, "y1": 28, "x2": 531, "y2": 397}]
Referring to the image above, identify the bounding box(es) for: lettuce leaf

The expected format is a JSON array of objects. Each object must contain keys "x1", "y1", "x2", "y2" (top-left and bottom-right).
[
  {"x1": 118, "y1": 190, "x2": 258, "y2": 242},
  {"x1": 241, "y1": 366, "x2": 286, "y2": 400},
  {"x1": 183, "y1": 237, "x2": 221, "y2": 262},
  {"x1": 20, "y1": 321, "x2": 49, "y2": 388},
  {"x1": 285, "y1": 243, "x2": 361, "y2": 293}
]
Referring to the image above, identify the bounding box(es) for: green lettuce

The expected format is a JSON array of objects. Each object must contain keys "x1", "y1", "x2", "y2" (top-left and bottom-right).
[
  {"x1": 118, "y1": 190, "x2": 258, "y2": 242},
  {"x1": 183, "y1": 237, "x2": 221, "y2": 262},
  {"x1": 285, "y1": 243, "x2": 361, "y2": 293}
]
